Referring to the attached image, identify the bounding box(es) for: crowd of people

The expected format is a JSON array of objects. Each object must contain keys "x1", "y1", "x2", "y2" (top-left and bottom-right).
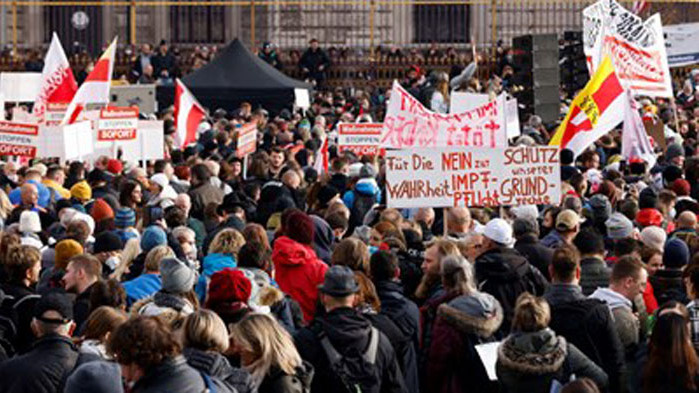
[{"x1": 0, "y1": 35, "x2": 698, "y2": 393}]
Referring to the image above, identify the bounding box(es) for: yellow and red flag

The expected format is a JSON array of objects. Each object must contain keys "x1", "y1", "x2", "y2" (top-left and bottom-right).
[{"x1": 550, "y1": 57, "x2": 626, "y2": 157}]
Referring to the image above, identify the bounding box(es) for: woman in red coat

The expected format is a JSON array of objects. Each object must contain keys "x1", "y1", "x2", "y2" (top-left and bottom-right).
[{"x1": 272, "y1": 211, "x2": 328, "y2": 322}]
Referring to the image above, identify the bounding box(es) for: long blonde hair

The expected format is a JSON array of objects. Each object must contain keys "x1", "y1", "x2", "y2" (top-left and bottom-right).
[
  {"x1": 230, "y1": 313, "x2": 302, "y2": 386},
  {"x1": 109, "y1": 237, "x2": 141, "y2": 281}
]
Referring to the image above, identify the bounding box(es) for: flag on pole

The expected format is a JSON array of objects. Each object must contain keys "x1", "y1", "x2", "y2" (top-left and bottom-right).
[
  {"x1": 632, "y1": 1, "x2": 649, "y2": 15},
  {"x1": 622, "y1": 95, "x2": 656, "y2": 168},
  {"x1": 34, "y1": 33, "x2": 77, "y2": 123},
  {"x1": 61, "y1": 37, "x2": 117, "y2": 125},
  {"x1": 174, "y1": 78, "x2": 206, "y2": 149},
  {"x1": 549, "y1": 57, "x2": 626, "y2": 157},
  {"x1": 313, "y1": 134, "x2": 329, "y2": 175}
]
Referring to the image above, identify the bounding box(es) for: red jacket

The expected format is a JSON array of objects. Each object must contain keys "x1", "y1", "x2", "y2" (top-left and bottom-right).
[{"x1": 272, "y1": 236, "x2": 328, "y2": 322}]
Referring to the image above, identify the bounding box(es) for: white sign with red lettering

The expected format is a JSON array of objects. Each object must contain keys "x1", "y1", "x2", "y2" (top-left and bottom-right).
[
  {"x1": 338, "y1": 123, "x2": 384, "y2": 156},
  {"x1": 45, "y1": 102, "x2": 68, "y2": 126},
  {"x1": 385, "y1": 146, "x2": 561, "y2": 208},
  {"x1": 0, "y1": 121, "x2": 39, "y2": 157},
  {"x1": 236, "y1": 122, "x2": 257, "y2": 158},
  {"x1": 381, "y1": 81, "x2": 507, "y2": 149},
  {"x1": 98, "y1": 106, "x2": 139, "y2": 141}
]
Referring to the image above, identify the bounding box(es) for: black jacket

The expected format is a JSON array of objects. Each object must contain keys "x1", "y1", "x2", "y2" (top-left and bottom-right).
[
  {"x1": 183, "y1": 347, "x2": 256, "y2": 393},
  {"x1": 294, "y1": 307, "x2": 406, "y2": 393},
  {"x1": 475, "y1": 247, "x2": 548, "y2": 334},
  {"x1": 580, "y1": 257, "x2": 611, "y2": 296},
  {"x1": 73, "y1": 282, "x2": 96, "y2": 332},
  {"x1": 0, "y1": 334, "x2": 79, "y2": 393},
  {"x1": 132, "y1": 355, "x2": 233, "y2": 393},
  {"x1": 374, "y1": 280, "x2": 420, "y2": 393},
  {"x1": 0, "y1": 282, "x2": 40, "y2": 354},
  {"x1": 259, "y1": 363, "x2": 314, "y2": 393},
  {"x1": 514, "y1": 234, "x2": 554, "y2": 281},
  {"x1": 299, "y1": 48, "x2": 330, "y2": 80},
  {"x1": 544, "y1": 284, "x2": 625, "y2": 393}
]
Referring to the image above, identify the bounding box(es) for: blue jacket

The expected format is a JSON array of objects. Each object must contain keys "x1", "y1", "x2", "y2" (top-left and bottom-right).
[
  {"x1": 195, "y1": 253, "x2": 237, "y2": 302},
  {"x1": 122, "y1": 273, "x2": 161, "y2": 306},
  {"x1": 9, "y1": 180, "x2": 56, "y2": 208},
  {"x1": 342, "y1": 178, "x2": 382, "y2": 209}
]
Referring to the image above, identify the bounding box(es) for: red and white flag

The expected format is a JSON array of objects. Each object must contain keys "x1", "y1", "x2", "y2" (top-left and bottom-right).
[
  {"x1": 313, "y1": 134, "x2": 329, "y2": 175},
  {"x1": 174, "y1": 78, "x2": 206, "y2": 149},
  {"x1": 61, "y1": 38, "x2": 117, "y2": 125},
  {"x1": 632, "y1": 1, "x2": 649, "y2": 15},
  {"x1": 34, "y1": 33, "x2": 77, "y2": 123},
  {"x1": 622, "y1": 95, "x2": 656, "y2": 168}
]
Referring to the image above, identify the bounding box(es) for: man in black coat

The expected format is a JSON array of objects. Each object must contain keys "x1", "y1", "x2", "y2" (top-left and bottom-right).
[
  {"x1": 370, "y1": 251, "x2": 420, "y2": 393},
  {"x1": 62, "y1": 255, "x2": 101, "y2": 331},
  {"x1": 299, "y1": 38, "x2": 330, "y2": 86},
  {"x1": 513, "y1": 217, "x2": 554, "y2": 281},
  {"x1": 475, "y1": 219, "x2": 548, "y2": 335},
  {"x1": 544, "y1": 245, "x2": 626, "y2": 393},
  {"x1": 294, "y1": 266, "x2": 406, "y2": 393},
  {"x1": 0, "y1": 292, "x2": 80, "y2": 393}
]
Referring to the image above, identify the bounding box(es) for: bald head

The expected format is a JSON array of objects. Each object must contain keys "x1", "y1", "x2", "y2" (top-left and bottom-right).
[
  {"x1": 415, "y1": 208, "x2": 435, "y2": 226},
  {"x1": 447, "y1": 207, "x2": 471, "y2": 234},
  {"x1": 282, "y1": 170, "x2": 300, "y2": 189},
  {"x1": 678, "y1": 211, "x2": 697, "y2": 230},
  {"x1": 175, "y1": 194, "x2": 192, "y2": 216},
  {"x1": 20, "y1": 183, "x2": 38, "y2": 206}
]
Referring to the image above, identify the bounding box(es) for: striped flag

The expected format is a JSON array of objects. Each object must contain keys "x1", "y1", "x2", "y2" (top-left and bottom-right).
[
  {"x1": 632, "y1": 1, "x2": 649, "y2": 15},
  {"x1": 174, "y1": 78, "x2": 206, "y2": 149},
  {"x1": 550, "y1": 57, "x2": 626, "y2": 157},
  {"x1": 61, "y1": 38, "x2": 117, "y2": 125},
  {"x1": 34, "y1": 33, "x2": 77, "y2": 123}
]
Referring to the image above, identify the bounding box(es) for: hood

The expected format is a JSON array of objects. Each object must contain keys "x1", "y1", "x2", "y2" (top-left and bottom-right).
[
  {"x1": 311, "y1": 215, "x2": 334, "y2": 264},
  {"x1": 202, "y1": 253, "x2": 237, "y2": 276},
  {"x1": 438, "y1": 292, "x2": 503, "y2": 337},
  {"x1": 272, "y1": 236, "x2": 319, "y2": 266},
  {"x1": 79, "y1": 339, "x2": 109, "y2": 359},
  {"x1": 498, "y1": 329, "x2": 567, "y2": 375},
  {"x1": 318, "y1": 307, "x2": 373, "y2": 351},
  {"x1": 476, "y1": 248, "x2": 531, "y2": 281},
  {"x1": 355, "y1": 178, "x2": 380, "y2": 196},
  {"x1": 589, "y1": 287, "x2": 631, "y2": 310}
]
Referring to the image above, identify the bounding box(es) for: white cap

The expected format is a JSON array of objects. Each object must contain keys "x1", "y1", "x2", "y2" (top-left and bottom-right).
[
  {"x1": 483, "y1": 218, "x2": 514, "y2": 246},
  {"x1": 510, "y1": 205, "x2": 538, "y2": 222},
  {"x1": 150, "y1": 173, "x2": 169, "y2": 190},
  {"x1": 71, "y1": 213, "x2": 95, "y2": 236},
  {"x1": 348, "y1": 162, "x2": 364, "y2": 178},
  {"x1": 19, "y1": 210, "x2": 41, "y2": 233}
]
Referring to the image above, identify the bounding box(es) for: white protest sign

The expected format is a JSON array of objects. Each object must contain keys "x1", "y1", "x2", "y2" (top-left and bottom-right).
[
  {"x1": 11, "y1": 106, "x2": 36, "y2": 123},
  {"x1": 0, "y1": 73, "x2": 41, "y2": 102},
  {"x1": 45, "y1": 102, "x2": 68, "y2": 126},
  {"x1": 505, "y1": 99, "x2": 521, "y2": 139},
  {"x1": 664, "y1": 23, "x2": 699, "y2": 67},
  {"x1": 583, "y1": 0, "x2": 673, "y2": 97},
  {"x1": 97, "y1": 107, "x2": 139, "y2": 141},
  {"x1": 0, "y1": 121, "x2": 39, "y2": 157},
  {"x1": 385, "y1": 146, "x2": 561, "y2": 208},
  {"x1": 294, "y1": 88, "x2": 310, "y2": 109},
  {"x1": 449, "y1": 92, "x2": 489, "y2": 114},
  {"x1": 236, "y1": 122, "x2": 258, "y2": 158},
  {"x1": 113, "y1": 120, "x2": 164, "y2": 162},
  {"x1": 338, "y1": 123, "x2": 384, "y2": 156},
  {"x1": 382, "y1": 81, "x2": 507, "y2": 149},
  {"x1": 62, "y1": 121, "x2": 94, "y2": 160}
]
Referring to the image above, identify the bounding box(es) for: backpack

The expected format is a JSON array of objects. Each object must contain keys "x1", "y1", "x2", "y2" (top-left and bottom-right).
[
  {"x1": 548, "y1": 298, "x2": 608, "y2": 366},
  {"x1": 318, "y1": 327, "x2": 381, "y2": 393},
  {"x1": 349, "y1": 192, "x2": 377, "y2": 229}
]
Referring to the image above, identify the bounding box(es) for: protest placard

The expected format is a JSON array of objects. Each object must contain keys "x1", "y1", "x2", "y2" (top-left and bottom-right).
[
  {"x1": 338, "y1": 123, "x2": 384, "y2": 156},
  {"x1": 45, "y1": 102, "x2": 68, "y2": 126},
  {"x1": 505, "y1": 99, "x2": 521, "y2": 139},
  {"x1": 584, "y1": 0, "x2": 673, "y2": 97},
  {"x1": 97, "y1": 107, "x2": 139, "y2": 141},
  {"x1": 385, "y1": 146, "x2": 561, "y2": 208},
  {"x1": 449, "y1": 92, "x2": 489, "y2": 114},
  {"x1": 664, "y1": 23, "x2": 699, "y2": 67},
  {"x1": 236, "y1": 122, "x2": 258, "y2": 158},
  {"x1": 0, "y1": 73, "x2": 41, "y2": 102},
  {"x1": 381, "y1": 81, "x2": 507, "y2": 149},
  {"x1": 0, "y1": 121, "x2": 39, "y2": 157}
]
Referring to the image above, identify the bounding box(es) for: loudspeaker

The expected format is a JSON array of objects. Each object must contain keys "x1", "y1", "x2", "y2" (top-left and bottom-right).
[{"x1": 512, "y1": 33, "x2": 560, "y2": 123}]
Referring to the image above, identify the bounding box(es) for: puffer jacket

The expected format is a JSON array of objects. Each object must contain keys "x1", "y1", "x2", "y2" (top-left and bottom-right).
[
  {"x1": 427, "y1": 292, "x2": 503, "y2": 393},
  {"x1": 131, "y1": 355, "x2": 234, "y2": 393},
  {"x1": 259, "y1": 363, "x2": 314, "y2": 393},
  {"x1": 475, "y1": 247, "x2": 548, "y2": 334},
  {"x1": 195, "y1": 253, "x2": 237, "y2": 302},
  {"x1": 183, "y1": 347, "x2": 256, "y2": 393},
  {"x1": 496, "y1": 329, "x2": 609, "y2": 393},
  {"x1": 272, "y1": 236, "x2": 328, "y2": 322},
  {"x1": 0, "y1": 334, "x2": 79, "y2": 393},
  {"x1": 580, "y1": 257, "x2": 611, "y2": 296}
]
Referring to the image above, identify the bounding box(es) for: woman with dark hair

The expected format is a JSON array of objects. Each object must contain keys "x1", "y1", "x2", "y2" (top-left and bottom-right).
[
  {"x1": 120, "y1": 180, "x2": 143, "y2": 227},
  {"x1": 641, "y1": 302, "x2": 699, "y2": 393}
]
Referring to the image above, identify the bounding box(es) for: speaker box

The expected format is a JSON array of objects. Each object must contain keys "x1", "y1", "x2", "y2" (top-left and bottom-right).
[{"x1": 513, "y1": 34, "x2": 560, "y2": 123}]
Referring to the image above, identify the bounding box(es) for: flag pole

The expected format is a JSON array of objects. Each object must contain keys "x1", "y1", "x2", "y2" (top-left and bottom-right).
[{"x1": 670, "y1": 96, "x2": 681, "y2": 134}]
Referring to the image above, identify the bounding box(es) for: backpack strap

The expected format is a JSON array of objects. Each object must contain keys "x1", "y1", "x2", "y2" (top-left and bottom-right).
[
  {"x1": 363, "y1": 327, "x2": 380, "y2": 365},
  {"x1": 318, "y1": 330, "x2": 344, "y2": 365}
]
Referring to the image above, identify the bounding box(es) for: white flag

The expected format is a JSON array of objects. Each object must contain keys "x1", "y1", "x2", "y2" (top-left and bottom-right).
[
  {"x1": 622, "y1": 95, "x2": 656, "y2": 168},
  {"x1": 34, "y1": 33, "x2": 77, "y2": 123}
]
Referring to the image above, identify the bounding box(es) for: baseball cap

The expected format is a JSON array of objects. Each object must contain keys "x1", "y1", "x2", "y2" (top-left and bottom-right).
[
  {"x1": 556, "y1": 209, "x2": 580, "y2": 231},
  {"x1": 483, "y1": 218, "x2": 514, "y2": 246},
  {"x1": 34, "y1": 291, "x2": 73, "y2": 324}
]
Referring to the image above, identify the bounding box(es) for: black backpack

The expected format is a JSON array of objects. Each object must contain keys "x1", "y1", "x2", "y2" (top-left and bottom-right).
[
  {"x1": 318, "y1": 327, "x2": 381, "y2": 393},
  {"x1": 349, "y1": 192, "x2": 377, "y2": 229},
  {"x1": 548, "y1": 298, "x2": 608, "y2": 366}
]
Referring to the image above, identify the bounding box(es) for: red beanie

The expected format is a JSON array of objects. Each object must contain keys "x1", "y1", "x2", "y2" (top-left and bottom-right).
[
  {"x1": 672, "y1": 179, "x2": 691, "y2": 197},
  {"x1": 286, "y1": 211, "x2": 315, "y2": 245},
  {"x1": 206, "y1": 268, "x2": 252, "y2": 305},
  {"x1": 636, "y1": 208, "x2": 663, "y2": 227},
  {"x1": 106, "y1": 159, "x2": 123, "y2": 175},
  {"x1": 91, "y1": 198, "x2": 114, "y2": 222}
]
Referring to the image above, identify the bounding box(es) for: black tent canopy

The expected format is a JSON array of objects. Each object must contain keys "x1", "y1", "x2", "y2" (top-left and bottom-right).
[{"x1": 157, "y1": 39, "x2": 312, "y2": 114}]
